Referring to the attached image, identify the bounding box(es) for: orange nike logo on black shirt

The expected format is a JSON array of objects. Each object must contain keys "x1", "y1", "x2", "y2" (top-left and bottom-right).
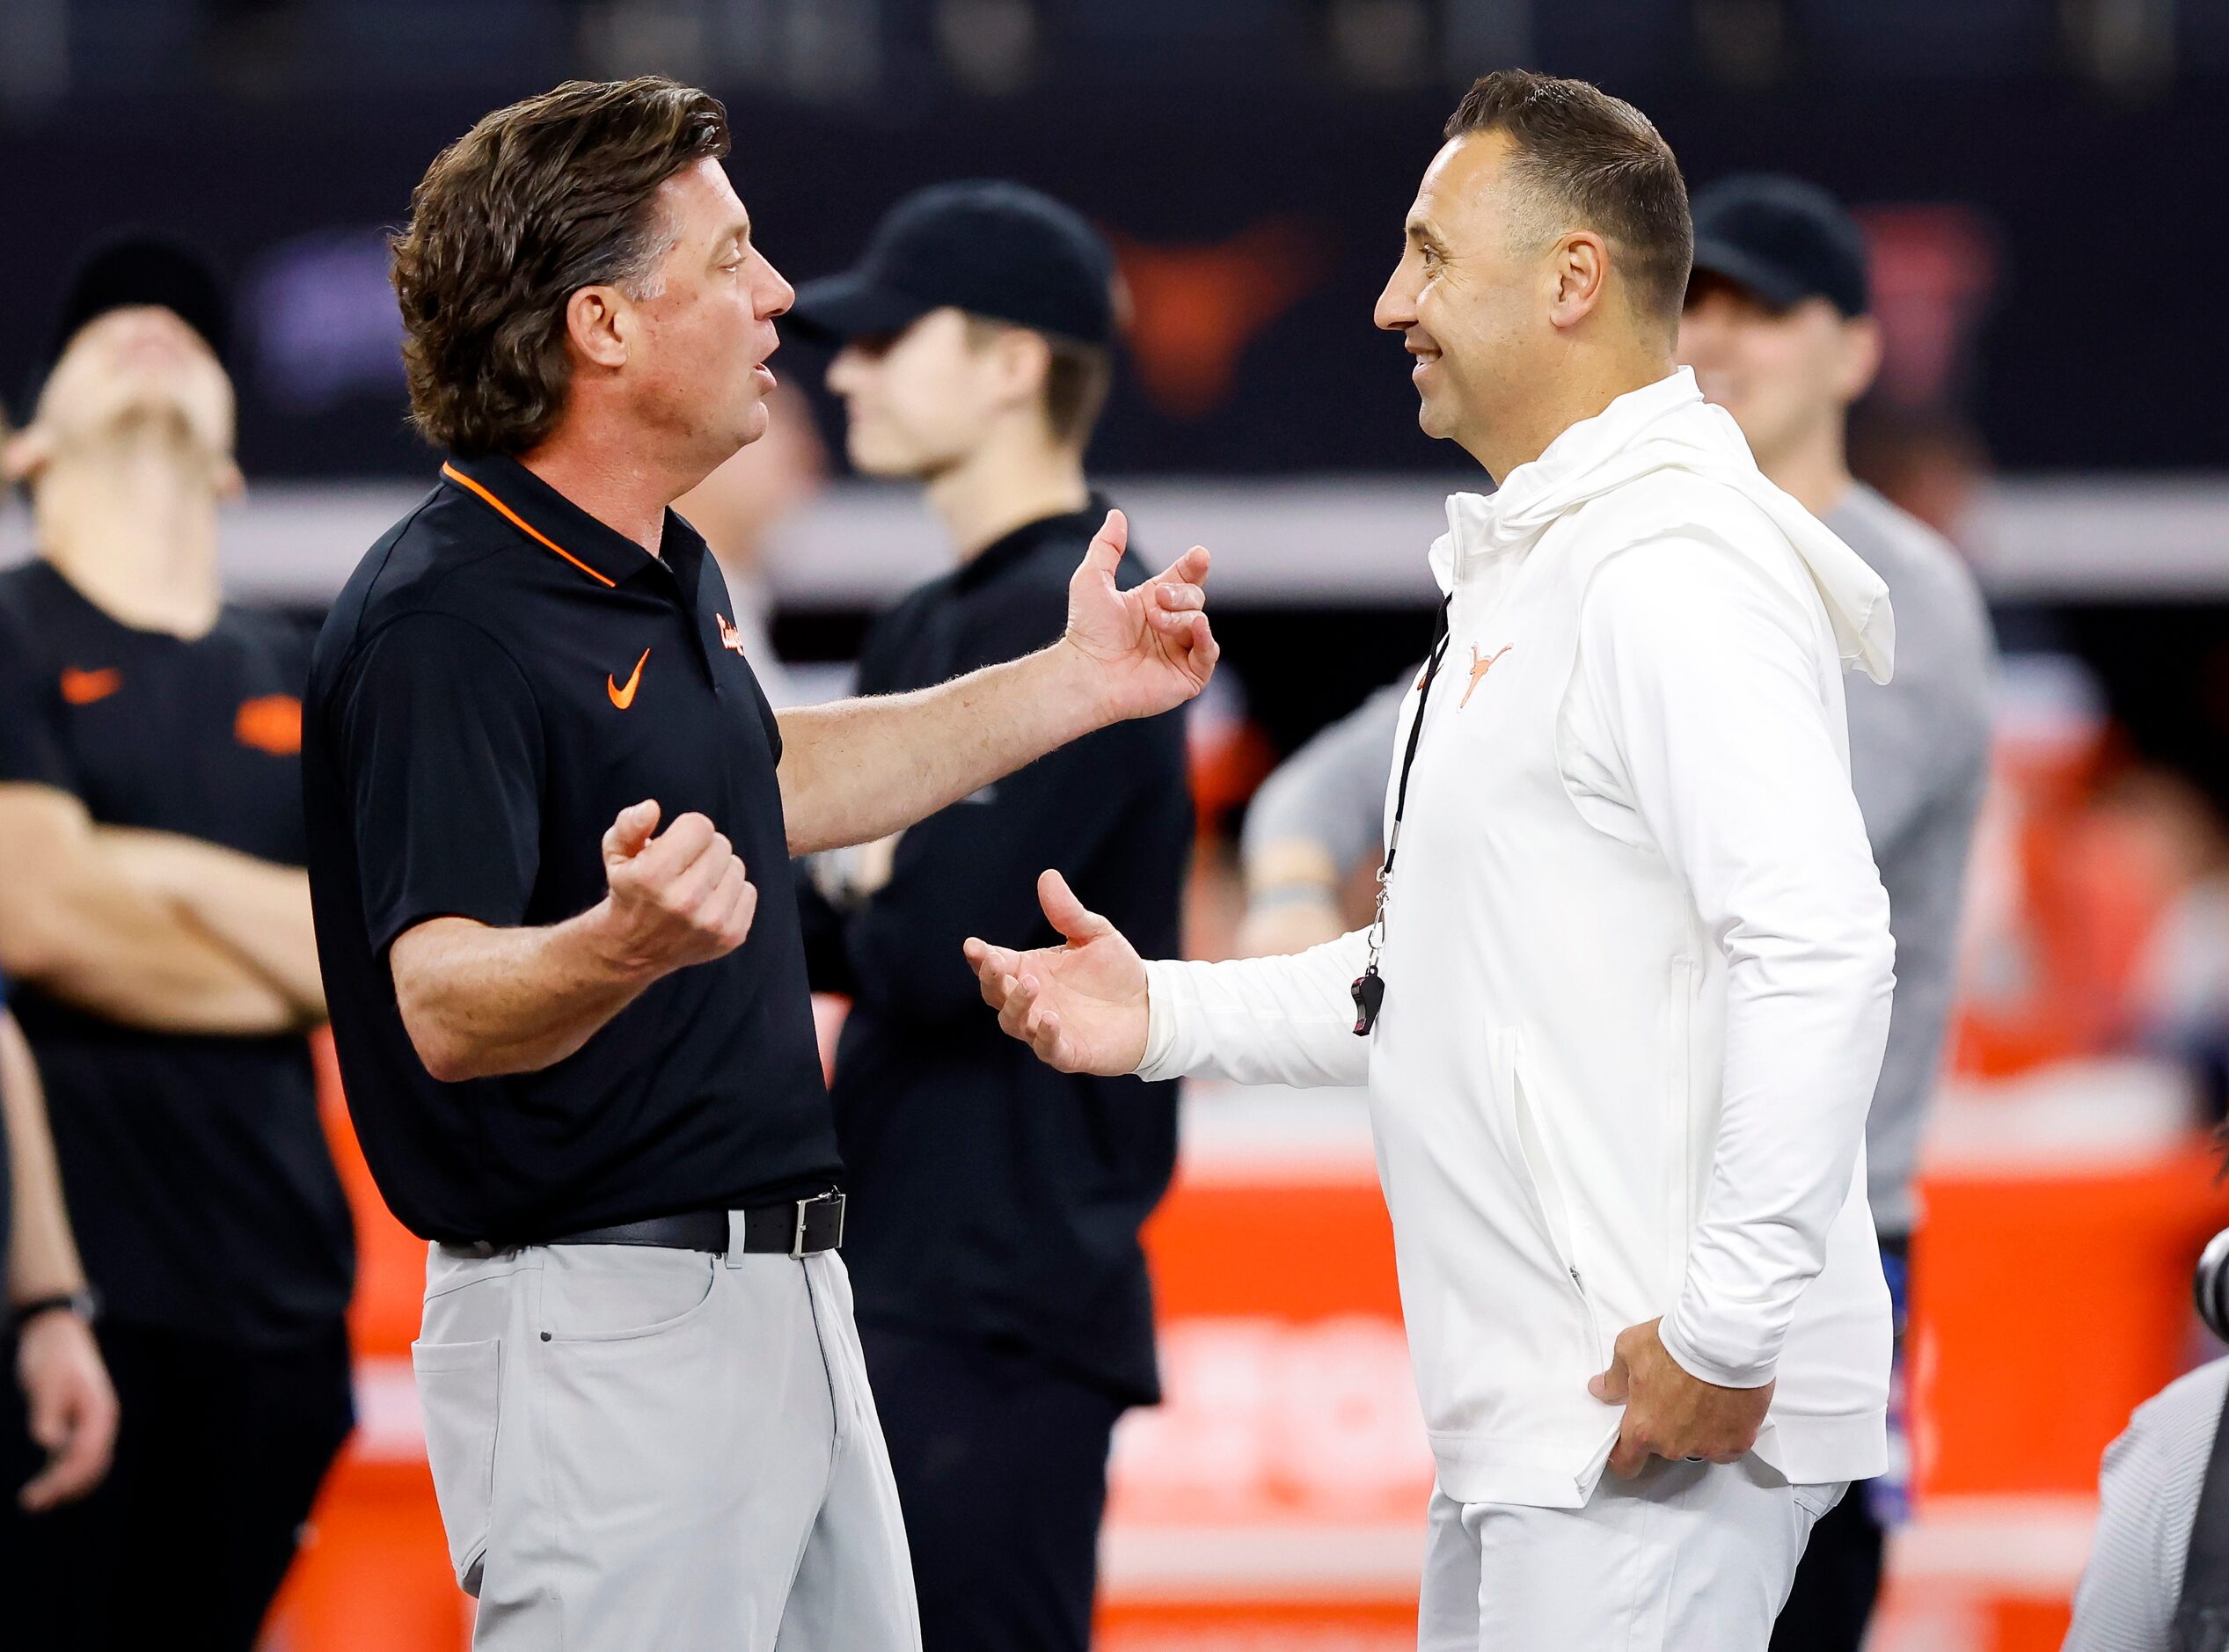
[
  {"x1": 608, "y1": 648, "x2": 650, "y2": 709},
  {"x1": 60, "y1": 667, "x2": 121, "y2": 705}
]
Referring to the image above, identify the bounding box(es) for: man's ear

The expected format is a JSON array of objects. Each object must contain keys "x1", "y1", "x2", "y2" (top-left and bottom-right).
[
  {"x1": 992, "y1": 327, "x2": 1054, "y2": 414},
  {"x1": 564, "y1": 285, "x2": 633, "y2": 371},
  {"x1": 1838, "y1": 315, "x2": 1884, "y2": 406},
  {"x1": 1548, "y1": 231, "x2": 1611, "y2": 331},
  {"x1": 0, "y1": 423, "x2": 53, "y2": 488}
]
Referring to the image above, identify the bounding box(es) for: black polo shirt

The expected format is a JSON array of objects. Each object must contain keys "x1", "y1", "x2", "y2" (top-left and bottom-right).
[
  {"x1": 797, "y1": 500, "x2": 1190, "y2": 1405},
  {"x1": 0, "y1": 561, "x2": 354, "y2": 1348},
  {"x1": 303, "y1": 453, "x2": 839, "y2": 1244}
]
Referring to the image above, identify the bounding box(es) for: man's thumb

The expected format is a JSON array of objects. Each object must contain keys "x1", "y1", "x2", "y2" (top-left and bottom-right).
[
  {"x1": 606, "y1": 798, "x2": 661, "y2": 860},
  {"x1": 1589, "y1": 1354, "x2": 1631, "y2": 1405},
  {"x1": 26, "y1": 1384, "x2": 66, "y2": 1451},
  {"x1": 1083, "y1": 509, "x2": 1126, "y2": 578},
  {"x1": 1039, "y1": 869, "x2": 1111, "y2": 944}
]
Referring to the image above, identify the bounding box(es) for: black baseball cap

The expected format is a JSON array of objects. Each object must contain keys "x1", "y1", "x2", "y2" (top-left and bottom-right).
[
  {"x1": 1689, "y1": 176, "x2": 1870, "y2": 318},
  {"x1": 48, "y1": 236, "x2": 232, "y2": 369},
  {"x1": 787, "y1": 180, "x2": 1116, "y2": 348}
]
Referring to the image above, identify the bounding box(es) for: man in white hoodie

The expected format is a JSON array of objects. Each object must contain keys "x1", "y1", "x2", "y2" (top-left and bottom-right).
[{"x1": 962, "y1": 69, "x2": 1897, "y2": 1650}]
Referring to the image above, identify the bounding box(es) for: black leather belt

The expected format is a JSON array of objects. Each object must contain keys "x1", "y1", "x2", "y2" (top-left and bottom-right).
[{"x1": 486, "y1": 1191, "x2": 846, "y2": 1259}]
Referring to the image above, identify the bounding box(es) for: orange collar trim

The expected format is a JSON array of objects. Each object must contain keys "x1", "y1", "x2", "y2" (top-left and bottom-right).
[{"x1": 441, "y1": 462, "x2": 618, "y2": 589}]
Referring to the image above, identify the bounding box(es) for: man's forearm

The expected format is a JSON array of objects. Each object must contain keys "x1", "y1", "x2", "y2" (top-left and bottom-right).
[
  {"x1": 777, "y1": 641, "x2": 1105, "y2": 856},
  {"x1": 1660, "y1": 920, "x2": 1894, "y2": 1389},
  {"x1": 0, "y1": 787, "x2": 296, "y2": 1034},
  {"x1": 1138, "y1": 932, "x2": 1374, "y2": 1089},
  {"x1": 388, "y1": 908, "x2": 654, "y2": 1083},
  {"x1": 1, "y1": 1012, "x2": 89, "y2": 1305},
  {"x1": 99, "y1": 829, "x2": 325, "y2": 1019}
]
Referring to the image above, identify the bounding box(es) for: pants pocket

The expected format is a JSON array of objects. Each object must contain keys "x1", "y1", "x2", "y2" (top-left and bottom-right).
[
  {"x1": 411, "y1": 1337, "x2": 502, "y2": 1593},
  {"x1": 541, "y1": 1249, "x2": 720, "y2": 1345},
  {"x1": 1790, "y1": 1479, "x2": 1846, "y2": 1528}
]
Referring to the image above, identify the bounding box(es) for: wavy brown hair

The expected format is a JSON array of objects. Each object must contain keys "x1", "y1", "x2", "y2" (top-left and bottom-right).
[{"x1": 391, "y1": 77, "x2": 730, "y2": 456}]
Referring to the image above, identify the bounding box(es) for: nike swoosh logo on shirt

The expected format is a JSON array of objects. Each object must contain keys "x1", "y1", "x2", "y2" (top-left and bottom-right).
[
  {"x1": 608, "y1": 648, "x2": 650, "y2": 710},
  {"x1": 60, "y1": 667, "x2": 122, "y2": 705}
]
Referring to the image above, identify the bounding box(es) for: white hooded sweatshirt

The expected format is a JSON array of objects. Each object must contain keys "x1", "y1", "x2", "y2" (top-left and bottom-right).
[{"x1": 1140, "y1": 369, "x2": 1897, "y2": 1508}]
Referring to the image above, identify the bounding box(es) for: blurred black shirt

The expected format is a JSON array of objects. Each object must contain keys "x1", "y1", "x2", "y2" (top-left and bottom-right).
[
  {"x1": 799, "y1": 500, "x2": 1191, "y2": 1406},
  {"x1": 0, "y1": 561, "x2": 354, "y2": 1349}
]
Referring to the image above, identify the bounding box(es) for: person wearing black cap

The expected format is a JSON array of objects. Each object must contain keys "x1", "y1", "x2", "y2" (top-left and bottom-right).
[
  {"x1": 1680, "y1": 175, "x2": 1997, "y2": 1652},
  {"x1": 786, "y1": 180, "x2": 1190, "y2": 1652},
  {"x1": 0, "y1": 238, "x2": 354, "y2": 1649}
]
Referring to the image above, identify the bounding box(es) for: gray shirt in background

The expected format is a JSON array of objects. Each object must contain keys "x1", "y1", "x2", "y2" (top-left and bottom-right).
[
  {"x1": 1240, "y1": 483, "x2": 1995, "y2": 1239},
  {"x1": 2065, "y1": 1356, "x2": 2229, "y2": 1651}
]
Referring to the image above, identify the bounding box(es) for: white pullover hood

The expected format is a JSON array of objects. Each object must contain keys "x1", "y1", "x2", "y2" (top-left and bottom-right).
[{"x1": 1432, "y1": 369, "x2": 1895, "y2": 683}]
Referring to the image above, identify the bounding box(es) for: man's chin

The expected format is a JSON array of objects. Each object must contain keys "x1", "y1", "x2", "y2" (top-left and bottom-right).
[
  {"x1": 96, "y1": 396, "x2": 230, "y2": 458},
  {"x1": 842, "y1": 436, "x2": 930, "y2": 482}
]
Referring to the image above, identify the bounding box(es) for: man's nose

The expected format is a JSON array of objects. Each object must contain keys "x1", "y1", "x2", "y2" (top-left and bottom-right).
[
  {"x1": 1373, "y1": 270, "x2": 1416, "y2": 333},
  {"x1": 759, "y1": 258, "x2": 796, "y2": 320}
]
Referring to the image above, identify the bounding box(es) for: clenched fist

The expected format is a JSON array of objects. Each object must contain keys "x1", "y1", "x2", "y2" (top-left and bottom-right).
[{"x1": 592, "y1": 799, "x2": 757, "y2": 976}]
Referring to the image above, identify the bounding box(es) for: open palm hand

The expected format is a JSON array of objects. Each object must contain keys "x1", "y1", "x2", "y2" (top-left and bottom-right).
[{"x1": 963, "y1": 870, "x2": 1151, "y2": 1075}]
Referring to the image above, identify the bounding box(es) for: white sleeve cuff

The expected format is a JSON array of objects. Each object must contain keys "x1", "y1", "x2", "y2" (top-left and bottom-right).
[
  {"x1": 1136, "y1": 959, "x2": 1186, "y2": 1081},
  {"x1": 1659, "y1": 1310, "x2": 1777, "y2": 1392}
]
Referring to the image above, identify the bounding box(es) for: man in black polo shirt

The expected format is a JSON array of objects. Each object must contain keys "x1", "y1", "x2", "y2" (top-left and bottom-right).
[
  {"x1": 0, "y1": 243, "x2": 355, "y2": 1648},
  {"x1": 786, "y1": 181, "x2": 1190, "y2": 1652},
  {"x1": 305, "y1": 79, "x2": 1217, "y2": 1648}
]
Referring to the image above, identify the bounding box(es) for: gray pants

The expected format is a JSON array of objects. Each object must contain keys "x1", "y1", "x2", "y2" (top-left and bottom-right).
[{"x1": 411, "y1": 1219, "x2": 921, "y2": 1651}]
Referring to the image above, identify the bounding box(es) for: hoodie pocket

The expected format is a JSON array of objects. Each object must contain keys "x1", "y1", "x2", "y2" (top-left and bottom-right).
[{"x1": 1498, "y1": 1029, "x2": 1607, "y2": 1368}]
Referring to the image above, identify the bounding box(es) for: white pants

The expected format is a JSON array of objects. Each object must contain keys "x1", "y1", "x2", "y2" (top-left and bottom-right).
[
  {"x1": 1418, "y1": 1455, "x2": 1843, "y2": 1651},
  {"x1": 411, "y1": 1224, "x2": 921, "y2": 1652}
]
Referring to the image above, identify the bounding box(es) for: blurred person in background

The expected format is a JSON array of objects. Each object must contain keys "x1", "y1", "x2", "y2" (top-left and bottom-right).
[
  {"x1": 671, "y1": 378, "x2": 828, "y2": 709},
  {"x1": 3, "y1": 969, "x2": 119, "y2": 1516},
  {"x1": 971, "y1": 71, "x2": 1897, "y2": 1650},
  {"x1": 0, "y1": 241, "x2": 354, "y2": 1650},
  {"x1": 1234, "y1": 676, "x2": 1406, "y2": 955},
  {"x1": 307, "y1": 80, "x2": 1215, "y2": 1650},
  {"x1": 786, "y1": 181, "x2": 1192, "y2": 1652},
  {"x1": 2063, "y1": 1196, "x2": 2229, "y2": 1651}
]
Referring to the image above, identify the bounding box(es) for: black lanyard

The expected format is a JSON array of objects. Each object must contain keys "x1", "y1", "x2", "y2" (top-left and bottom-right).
[{"x1": 1351, "y1": 594, "x2": 1454, "y2": 1035}]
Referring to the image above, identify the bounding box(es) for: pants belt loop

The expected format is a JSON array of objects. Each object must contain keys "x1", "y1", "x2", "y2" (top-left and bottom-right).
[{"x1": 723, "y1": 1209, "x2": 748, "y2": 1268}]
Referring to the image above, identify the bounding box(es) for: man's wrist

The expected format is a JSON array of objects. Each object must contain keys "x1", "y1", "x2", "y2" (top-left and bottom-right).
[
  {"x1": 11, "y1": 1288, "x2": 98, "y2": 1335},
  {"x1": 1246, "y1": 881, "x2": 1341, "y2": 914},
  {"x1": 566, "y1": 900, "x2": 669, "y2": 990},
  {"x1": 1045, "y1": 637, "x2": 1127, "y2": 736}
]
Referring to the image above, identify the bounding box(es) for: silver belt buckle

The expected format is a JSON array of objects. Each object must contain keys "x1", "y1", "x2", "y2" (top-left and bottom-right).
[{"x1": 791, "y1": 1190, "x2": 845, "y2": 1259}]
